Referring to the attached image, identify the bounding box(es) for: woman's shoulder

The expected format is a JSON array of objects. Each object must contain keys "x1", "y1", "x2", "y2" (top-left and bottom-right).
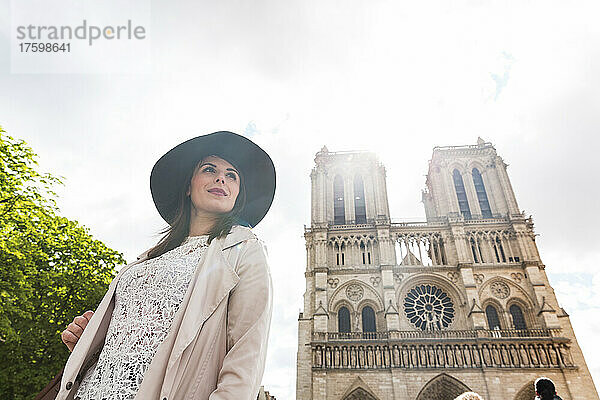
[
  {"x1": 230, "y1": 223, "x2": 255, "y2": 235},
  {"x1": 228, "y1": 224, "x2": 262, "y2": 243},
  {"x1": 235, "y1": 225, "x2": 267, "y2": 250},
  {"x1": 227, "y1": 225, "x2": 270, "y2": 270}
]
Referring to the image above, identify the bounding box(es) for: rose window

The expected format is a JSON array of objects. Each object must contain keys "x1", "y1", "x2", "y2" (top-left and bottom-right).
[
  {"x1": 403, "y1": 284, "x2": 455, "y2": 331},
  {"x1": 346, "y1": 283, "x2": 364, "y2": 302},
  {"x1": 490, "y1": 281, "x2": 510, "y2": 299}
]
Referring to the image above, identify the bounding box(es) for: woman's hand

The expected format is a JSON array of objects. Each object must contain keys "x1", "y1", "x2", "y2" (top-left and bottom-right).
[{"x1": 61, "y1": 310, "x2": 94, "y2": 352}]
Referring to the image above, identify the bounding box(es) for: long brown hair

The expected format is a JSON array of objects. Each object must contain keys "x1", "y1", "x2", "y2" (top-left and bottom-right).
[{"x1": 146, "y1": 154, "x2": 247, "y2": 260}]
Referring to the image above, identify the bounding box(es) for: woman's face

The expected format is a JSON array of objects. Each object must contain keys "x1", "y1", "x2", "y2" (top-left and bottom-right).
[{"x1": 187, "y1": 155, "x2": 240, "y2": 217}]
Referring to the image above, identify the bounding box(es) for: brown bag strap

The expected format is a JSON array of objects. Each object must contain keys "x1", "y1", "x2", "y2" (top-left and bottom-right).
[{"x1": 33, "y1": 368, "x2": 64, "y2": 400}]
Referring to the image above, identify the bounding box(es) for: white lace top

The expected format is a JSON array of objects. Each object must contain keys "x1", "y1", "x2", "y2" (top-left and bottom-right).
[{"x1": 75, "y1": 234, "x2": 210, "y2": 400}]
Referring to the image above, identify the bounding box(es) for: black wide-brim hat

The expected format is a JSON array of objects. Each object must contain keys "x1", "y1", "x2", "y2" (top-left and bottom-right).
[{"x1": 150, "y1": 131, "x2": 276, "y2": 228}]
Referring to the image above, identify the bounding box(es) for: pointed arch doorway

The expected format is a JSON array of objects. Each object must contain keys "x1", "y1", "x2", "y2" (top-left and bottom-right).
[
  {"x1": 341, "y1": 377, "x2": 381, "y2": 400},
  {"x1": 514, "y1": 381, "x2": 535, "y2": 400},
  {"x1": 343, "y1": 387, "x2": 379, "y2": 400},
  {"x1": 416, "y1": 373, "x2": 471, "y2": 400}
]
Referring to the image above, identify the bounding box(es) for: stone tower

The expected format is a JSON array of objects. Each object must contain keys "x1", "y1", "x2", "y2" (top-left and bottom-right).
[{"x1": 296, "y1": 140, "x2": 598, "y2": 400}]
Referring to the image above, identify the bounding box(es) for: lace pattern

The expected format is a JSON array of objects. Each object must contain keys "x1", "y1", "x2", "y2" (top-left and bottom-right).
[{"x1": 75, "y1": 235, "x2": 210, "y2": 400}]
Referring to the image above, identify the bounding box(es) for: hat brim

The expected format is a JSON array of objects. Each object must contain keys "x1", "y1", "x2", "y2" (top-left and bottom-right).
[{"x1": 150, "y1": 131, "x2": 276, "y2": 228}]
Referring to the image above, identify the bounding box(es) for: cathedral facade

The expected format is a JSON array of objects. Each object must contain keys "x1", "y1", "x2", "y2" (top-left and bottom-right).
[{"x1": 296, "y1": 139, "x2": 598, "y2": 400}]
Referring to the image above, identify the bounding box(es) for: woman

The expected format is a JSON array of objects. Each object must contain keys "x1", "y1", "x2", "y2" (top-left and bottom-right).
[{"x1": 57, "y1": 131, "x2": 276, "y2": 400}]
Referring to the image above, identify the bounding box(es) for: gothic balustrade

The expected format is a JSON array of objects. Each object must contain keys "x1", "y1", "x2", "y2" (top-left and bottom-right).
[
  {"x1": 389, "y1": 223, "x2": 522, "y2": 266},
  {"x1": 308, "y1": 218, "x2": 526, "y2": 266},
  {"x1": 313, "y1": 329, "x2": 562, "y2": 342},
  {"x1": 310, "y1": 336, "x2": 575, "y2": 370},
  {"x1": 391, "y1": 220, "x2": 447, "y2": 228},
  {"x1": 307, "y1": 216, "x2": 517, "y2": 232},
  {"x1": 316, "y1": 331, "x2": 391, "y2": 341},
  {"x1": 327, "y1": 223, "x2": 376, "y2": 230},
  {"x1": 464, "y1": 217, "x2": 509, "y2": 224}
]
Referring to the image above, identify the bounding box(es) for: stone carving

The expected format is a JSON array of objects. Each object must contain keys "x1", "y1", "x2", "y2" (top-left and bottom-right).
[
  {"x1": 394, "y1": 272, "x2": 404, "y2": 283},
  {"x1": 510, "y1": 272, "x2": 524, "y2": 283},
  {"x1": 346, "y1": 283, "x2": 364, "y2": 302},
  {"x1": 490, "y1": 281, "x2": 510, "y2": 299},
  {"x1": 447, "y1": 271, "x2": 459, "y2": 283},
  {"x1": 370, "y1": 276, "x2": 381, "y2": 287},
  {"x1": 474, "y1": 274, "x2": 484, "y2": 284},
  {"x1": 327, "y1": 277, "x2": 339, "y2": 288},
  {"x1": 313, "y1": 341, "x2": 575, "y2": 370}
]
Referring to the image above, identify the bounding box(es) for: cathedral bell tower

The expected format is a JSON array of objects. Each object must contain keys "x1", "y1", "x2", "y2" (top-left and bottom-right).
[
  {"x1": 422, "y1": 137, "x2": 520, "y2": 221},
  {"x1": 310, "y1": 145, "x2": 392, "y2": 227}
]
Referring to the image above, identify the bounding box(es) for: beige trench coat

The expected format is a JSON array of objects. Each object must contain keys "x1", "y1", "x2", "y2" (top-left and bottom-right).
[{"x1": 56, "y1": 225, "x2": 272, "y2": 400}]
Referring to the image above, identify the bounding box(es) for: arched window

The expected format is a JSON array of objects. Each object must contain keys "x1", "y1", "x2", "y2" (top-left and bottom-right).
[
  {"x1": 452, "y1": 169, "x2": 471, "y2": 219},
  {"x1": 493, "y1": 237, "x2": 506, "y2": 263},
  {"x1": 333, "y1": 175, "x2": 345, "y2": 225},
  {"x1": 360, "y1": 242, "x2": 366, "y2": 264},
  {"x1": 510, "y1": 304, "x2": 527, "y2": 330},
  {"x1": 470, "y1": 237, "x2": 482, "y2": 263},
  {"x1": 472, "y1": 168, "x2": 492, "y2": 218},
  {"x1": 361, "y1": 306, "x2": 376, "y2": 333},
  {"x1": 338, "y1": 306, "x2": 351, "y2": 333},
  {"x1": 485, "y1": 305, "x2": 501, "y2": 330},
  {"x1": 353, "y1": 175, "x2": 366, "y2": 224}
]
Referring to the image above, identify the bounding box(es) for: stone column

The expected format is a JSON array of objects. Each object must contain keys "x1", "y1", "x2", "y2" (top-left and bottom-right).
[
  {"x1": 326, "y1": 174, "x2": 334, "y2": 224},
  {"x1": 449, "y1": 224, "x2": 471, "y2": 264},
  {"x1": 494, "y1": 156, "x2": 519, "y2": 215},
  {"x1": 374, "y1": 164, "x2": 388, "y2": 219},
  {"x1": 512, "y1": 222, "x2": 539, "y2": 263},
  {"x1": 382, "y1": 266, "x2": 400, "y2": 331},
  {"x1": 310, "y1": 169, "x2": 318, "y2": 224},
  {"x1": 377, "y1": 225, "x2": 394, "y2": 266},
  {"x1": 481, "y1": 165, "x2": 500, "y2": 216},
  {"x1": 314, "y1": 234, "x2": 328, "y2": 268},
  {"x1": 365, "y1": 173, "x2": 376, "y2": 221},
  {"x1": 345, "y1": 174, "x2": 354, "y2": 224},
  {"x1": 313, "y1": 270, "x2": 329, "y2": 332},
  {"x1": 296, "y1": 313, "x2": 314, "y2": 400},
  {"x1": 380, "y1": 164, "x2": 391, "y2": 219},
  {"x1": 311, "y1": 168, "x2": 327, "y2": 225},
  {"x1": 441, "y1": 163, "x2": 459, "y2": 215},
  {"x1": 461, "y1": 266, "x2": 486, "y2": 329},
  {"x1": 524, "y1": 262, "x2": 560, "y2": 328}
]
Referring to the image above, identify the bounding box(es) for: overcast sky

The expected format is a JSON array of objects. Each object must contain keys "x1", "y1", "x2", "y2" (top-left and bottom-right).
[{"x1": 2, "y1": 0, "x2": 600, "y2": 398}]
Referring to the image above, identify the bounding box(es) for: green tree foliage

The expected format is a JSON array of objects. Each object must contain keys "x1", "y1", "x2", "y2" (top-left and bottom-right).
[{"x1": 0, "y1": 126, "x2": 125, "y2": 399}]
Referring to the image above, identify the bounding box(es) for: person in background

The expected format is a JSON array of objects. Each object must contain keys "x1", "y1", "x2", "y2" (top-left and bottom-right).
[{"x1": 535, "y1": 377, "x2": 563, "y2": 400}]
